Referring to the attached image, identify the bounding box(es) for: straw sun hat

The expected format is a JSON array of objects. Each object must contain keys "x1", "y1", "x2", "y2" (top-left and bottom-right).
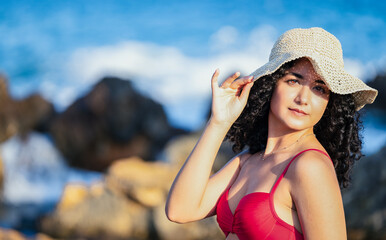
[{"x1": 250, "y1": 27, "x2": 378, "y2": 111}]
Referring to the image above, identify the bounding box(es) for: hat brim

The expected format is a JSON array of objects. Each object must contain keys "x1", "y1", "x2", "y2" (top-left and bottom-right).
[{"x1": 249, "y1": 52, "x2": 378, "y2": 111}]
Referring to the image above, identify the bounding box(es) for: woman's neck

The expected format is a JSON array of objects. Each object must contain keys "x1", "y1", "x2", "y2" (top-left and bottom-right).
[{"x1": 264, "y1": 128, "x2": 314, "y2": 155}]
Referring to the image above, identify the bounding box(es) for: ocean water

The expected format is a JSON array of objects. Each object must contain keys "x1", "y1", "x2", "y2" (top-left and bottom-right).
[{"x1": 0, "y1": 132, "x2": 102, "y2": 231}]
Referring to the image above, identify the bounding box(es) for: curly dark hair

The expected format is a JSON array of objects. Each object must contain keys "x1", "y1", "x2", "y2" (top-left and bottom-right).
[{"x1": 226, "y1": 59, "x2": 363, "y2": 188}]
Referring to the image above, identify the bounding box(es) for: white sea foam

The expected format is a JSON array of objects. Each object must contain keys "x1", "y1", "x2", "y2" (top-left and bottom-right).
[{"x1": 0, "y1": 132, "x2": 102, "y2": 205}]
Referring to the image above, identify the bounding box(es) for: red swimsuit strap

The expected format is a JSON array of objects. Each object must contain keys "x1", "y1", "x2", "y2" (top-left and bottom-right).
[{"x1": 270, "y1": 148, "x2": 332, "y2": 194}]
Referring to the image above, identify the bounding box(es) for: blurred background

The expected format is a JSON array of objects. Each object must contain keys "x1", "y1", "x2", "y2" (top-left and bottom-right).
[{"x1": 0, "y1": 0, "x2": 385, "y2": 239}]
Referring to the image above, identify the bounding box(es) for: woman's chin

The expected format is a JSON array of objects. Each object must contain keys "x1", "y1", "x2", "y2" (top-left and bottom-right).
[{"x1": 281, "y1": 120, "x2": 314, "y2": 132}]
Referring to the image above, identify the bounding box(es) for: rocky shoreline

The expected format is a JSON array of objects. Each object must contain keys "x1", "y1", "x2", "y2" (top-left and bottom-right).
[{"x1": 0, "y1": 74, "x2": 385, "y2": 239}]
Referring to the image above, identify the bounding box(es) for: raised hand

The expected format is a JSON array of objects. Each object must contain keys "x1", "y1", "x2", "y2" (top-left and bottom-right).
[
  {"x1": 210, "y1": 69, "x2": 254, "y2": 127},
  {"x1": 166, "y1": 69, "x2": 254, "y2": 223}
]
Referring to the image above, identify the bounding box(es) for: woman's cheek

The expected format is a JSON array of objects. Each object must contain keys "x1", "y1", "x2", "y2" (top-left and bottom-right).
[{"x1": 312, "y1": 99, "x2": 329, "y2": 123}]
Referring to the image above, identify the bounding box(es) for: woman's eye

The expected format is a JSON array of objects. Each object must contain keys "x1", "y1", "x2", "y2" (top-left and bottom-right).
[
  {"x1": 314, "y1": 86, "x2": 327, "y2": 94},
  {"x1": 286, "y1": 79, "x2": 298, "y2": 85}
]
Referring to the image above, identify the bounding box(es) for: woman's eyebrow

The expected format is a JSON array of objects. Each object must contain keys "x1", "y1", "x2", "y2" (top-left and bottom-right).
[
  {"x1": 289, "y1": 72, "x2": 303, "y2": 79},
  {"x1": 289, "y1": 72, "x2": 326, "y2": 85},
  {"x1": 315, "y1": 80, "x2": 326, "y2": 85}
]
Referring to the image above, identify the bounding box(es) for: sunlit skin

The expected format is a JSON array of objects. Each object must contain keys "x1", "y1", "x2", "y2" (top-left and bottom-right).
[{"x1": 269, "y1": 57, "x2": 330, "y2": 137}]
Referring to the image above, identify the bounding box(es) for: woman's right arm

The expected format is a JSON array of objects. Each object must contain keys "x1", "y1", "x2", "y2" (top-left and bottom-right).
[{"x1": 165, "y1": 69, "x2": 254, "y2": 223}]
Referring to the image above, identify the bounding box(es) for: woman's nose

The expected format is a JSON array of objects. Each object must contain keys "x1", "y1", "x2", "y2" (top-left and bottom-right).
[{"x1": 295, "y1": 86, "x2": 311, "y2": 105}]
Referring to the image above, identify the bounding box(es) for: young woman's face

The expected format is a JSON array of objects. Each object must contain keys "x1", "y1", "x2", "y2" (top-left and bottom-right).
[{"x1": 269, "y1": 58, "x2": 330, "y2": 132}]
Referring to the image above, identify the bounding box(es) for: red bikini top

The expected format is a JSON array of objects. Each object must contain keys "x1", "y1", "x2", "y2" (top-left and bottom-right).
[{"x1": 215, "y1": 149, "x2": 332, "y2": 240}]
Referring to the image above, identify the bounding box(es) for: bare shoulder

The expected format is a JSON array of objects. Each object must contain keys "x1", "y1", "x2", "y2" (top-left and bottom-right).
[
  {"x1": 287, "y1": 150, "x2": 336, "y2": 184},
  {"x1": 286, "y1": 149, "x2": 341, "y2": 200},
  {"x1": 286, "y1": 151, "x2": 346, "y2": 238}
]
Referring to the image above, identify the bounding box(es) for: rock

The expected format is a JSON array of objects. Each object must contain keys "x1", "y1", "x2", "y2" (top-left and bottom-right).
[
  {"x1": 16, "y1": 94, "x2": 56, "y2": 135},
  {"x1": 40, "y1": 182, "x2": 150, "y2": 240},
  {"x1": 366, "y1": 73, "x2": 386, "y2": 115},
  {"x1": 106, "y1": 157, "x2": 177, "y2": 207},
  {"x1": 40, "y1": 136, "x2": 234, "y2": 240},
  {"x1": 34, "y1": 233, "x2": 57, "y2": 240},
  {"x1": 50, "y1": 77, "x2": 183, "y2": 171},
  {"x1": 342, "y1": 145, "x2": 386, "y2": 238},
  {"x1": 0, "y1": 76, "x2": 18, "y2": 142},
  {"x1": 0, "y1": 75, "x2": 56, "y2": 142},
  {"x1": 0, "y1": 75, "x2": 9, "y2": 102},
  {"x1": 0, "y1": 228, "x2": 26, "y2": 240},
  {"x1": 106, "y1": 155, "x2": 226, "y2": 239},
  {"x1": 56, "y1": 184, "x2": 89, "y2": 212},
  {"x1": 347, "y1": 228, "x2": 367, "y2": 240},
  {"x1": 0, "y1": 153, "x2": 3, "y2": 193},
  {"x1": 104, "y1": 149, "x2": 233, "y2": 240},
  {"x1": 163, "y1": 133, "x2": 201, "y2": 169},
  {"x1": 164, "y1": 131, "x2": 234, "y2": 172},
  {"x1": 154, "y1": 133, "x2": 233, "y2": 240},
  {"x1": 153, "y1": 203, "x2": 224, "y2": 240}
]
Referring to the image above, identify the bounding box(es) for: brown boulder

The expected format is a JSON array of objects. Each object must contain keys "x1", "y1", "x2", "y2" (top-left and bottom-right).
[
  {"x1": 106, "y1": 156, "x2": 225, "y2": 240},
  {"x1": 164, "y1": 131, "x2": 234, "y2": 172},
  {"x1": 366, "y1": 73, "x2": 386, "y2": 115},
  {"x1": 153, "y1": 203, "x2": 224, "y2": 240},
  {"x1": 34, "y1": 233, "x2": 58, "y2": 240},
  {"x1": 0, "y1": 153, "x2": 3, "y2": 193},
  {"x1": 50, "y1": 77, "x2": 183, "y2": 171},
  {"x1": 343, "y1": 145, "x2": 386, "y2": 238},
  {"x1": 40, "y1": 182, "x2": 150, "y2": 240},
  {"x1": 106, "y1": 156, "x2": 177, "y2": 207},
  {"x1": 0, "y1": 228, "x2": 26, "y2": 240},
  {"x1": 0, "y1": 75, "x2": 56, "y2": 142}
]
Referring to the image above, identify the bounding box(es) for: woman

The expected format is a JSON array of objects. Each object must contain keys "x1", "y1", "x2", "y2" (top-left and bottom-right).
[{"x1": 165, "y1": 27, "x2": 378, "y2": 239}]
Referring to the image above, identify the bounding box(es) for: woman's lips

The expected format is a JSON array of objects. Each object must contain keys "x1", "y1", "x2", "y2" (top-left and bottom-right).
[{"x1": 289, "y1": 108, "x2": 308, "y2": 116}]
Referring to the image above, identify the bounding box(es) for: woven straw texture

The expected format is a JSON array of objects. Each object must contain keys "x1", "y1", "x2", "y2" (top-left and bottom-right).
[{"x1": 250, "y1": 27, "x2": 378, "y2": 111}]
